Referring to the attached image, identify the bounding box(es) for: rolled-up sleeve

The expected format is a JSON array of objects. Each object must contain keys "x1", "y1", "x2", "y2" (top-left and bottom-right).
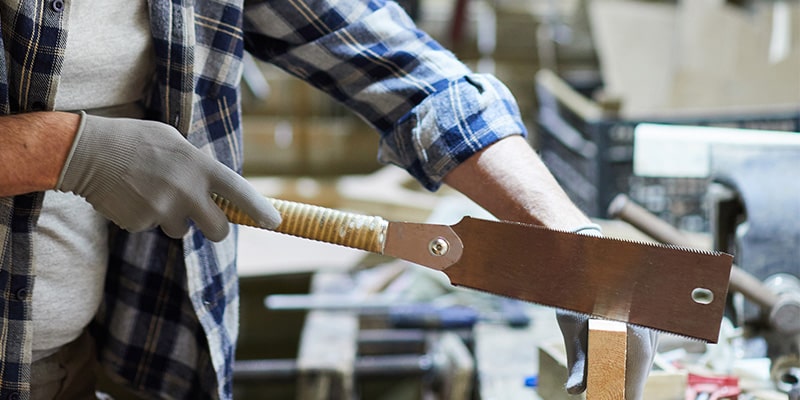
[{"x1": 243, "y1": 0, "x2": 527, "y2": 190}]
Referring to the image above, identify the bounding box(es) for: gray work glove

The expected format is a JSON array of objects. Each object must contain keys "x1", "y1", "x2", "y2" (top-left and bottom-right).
[
  {"x1": 556, "y1": 225, "x2": 659, "y2": 400},
  {"x1": 57, "y1": 112, "x2": 281, "y2": 242}
]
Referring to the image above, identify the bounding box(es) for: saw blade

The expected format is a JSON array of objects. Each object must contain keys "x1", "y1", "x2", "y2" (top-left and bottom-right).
[{"x1": 430, "y1": 217, "x2": 732, "y2": 343}]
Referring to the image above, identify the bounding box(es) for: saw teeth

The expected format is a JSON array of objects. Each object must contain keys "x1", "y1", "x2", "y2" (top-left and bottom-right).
[
  {"x1": 600, "y1": 235, "x2": 730, "y2": 257},
  {"x1": 497, "y1": 219, "x2": 730, "y2": 257}
]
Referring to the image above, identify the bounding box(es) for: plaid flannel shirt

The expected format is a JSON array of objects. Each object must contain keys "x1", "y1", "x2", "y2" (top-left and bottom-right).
[{"x1": 0, "y1": 0, "x2": 526, "y2": 398}]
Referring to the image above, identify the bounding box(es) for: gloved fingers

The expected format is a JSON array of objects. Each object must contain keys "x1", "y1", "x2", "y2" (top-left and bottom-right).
[
  {"x1": 556, "y1": 310, "x2": 658, "y2": 399},
  {"x1": 160, "y1": 217, "x2": 191, "y2": 240},
  {"x1": 556, "y1": 311, "x2": 589, "y2": 394},
  {"x1": 558, "y1": 225, "x2": 598, "y2": 394},
  {"x1": 210, "y1": 167, "x2": 282, "y2": 229},
  {"x1": 624, "y1": 325, "x2": 659, "y2": 400},
  {"x1": 191, "y1": 198, "x2": 231, "y2": 242}
]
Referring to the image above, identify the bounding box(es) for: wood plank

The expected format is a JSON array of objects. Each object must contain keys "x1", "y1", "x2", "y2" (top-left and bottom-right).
[
  {"x1": 296, "y1": 272, "x2": 359, "y2": 400},
  {"x1": 538, "y1": 338, "x2": 687, "y2": 400},
  {"x1": 432, "y1": 332, "x2": 475, "y2": 400},
  {"x1": 537, "y1": 339, "x2": 584, "y2": 400},
  {"x1": 474, "y1": 306, "x2": 544, "y2": 400},
  {"x1": 586, "y1": 319, "x2": 627, "y2": 399}
]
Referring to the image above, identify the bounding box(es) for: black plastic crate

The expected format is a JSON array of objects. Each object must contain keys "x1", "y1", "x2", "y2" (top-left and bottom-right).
[{"x1": 534, "y1": 69, "x2": 800, "y2": 232}]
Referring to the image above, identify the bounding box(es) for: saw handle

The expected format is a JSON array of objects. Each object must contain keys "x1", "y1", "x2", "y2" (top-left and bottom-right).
[{"x1": 213, "y1": 194, "x2": 389, "y2": 254}]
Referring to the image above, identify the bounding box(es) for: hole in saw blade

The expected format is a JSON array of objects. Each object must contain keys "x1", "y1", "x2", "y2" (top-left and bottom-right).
[{"x1": 691, "y1": 288, "x2": 714, "y2": 305}]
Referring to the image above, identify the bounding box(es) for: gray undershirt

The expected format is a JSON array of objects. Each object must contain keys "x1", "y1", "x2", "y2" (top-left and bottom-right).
[{"x1": 32, "y1": 0, "x2": 154, "y2": 362}]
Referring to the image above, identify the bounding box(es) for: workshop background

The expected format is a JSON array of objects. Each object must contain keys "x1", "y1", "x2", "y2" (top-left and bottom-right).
[{"x1": 231, "y1": 0, "x2": 798, "y2": 399}]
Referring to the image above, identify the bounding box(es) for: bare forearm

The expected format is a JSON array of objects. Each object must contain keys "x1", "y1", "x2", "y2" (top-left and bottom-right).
[
  {"x1": 443, "y1": 135, "x2": 592, "y2": 230},
  {"x1": 0, "y1": 112, "x2": 80, "y2": 196}
]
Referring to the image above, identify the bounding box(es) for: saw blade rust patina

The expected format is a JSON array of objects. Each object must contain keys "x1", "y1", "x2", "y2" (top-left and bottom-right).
[{"x1": 216, "y1": 195, "x2": 733, "y2": 342}]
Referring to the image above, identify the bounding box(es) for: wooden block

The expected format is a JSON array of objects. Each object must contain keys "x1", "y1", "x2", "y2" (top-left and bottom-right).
[
  {"x1": 586, "y1": 319, "x2": 627, "y2": 399},
  {"x1": 296, "y1": 311, "x2": 358, "y2": 399},
  {"x1": 431, "y1": 332, "x2": 475, "y2": 400},
  {"x1": 538, "y1": 338, "x2": 687, "y2": 400},
  {"x1": 537, "y1": 340, "x2": 585, "y2": 400},
  {"x1": 640, "y1": 371, "x2": 687, "y2": 400},
  {"x1": 296, "y1": 272, "x2": 360, "y2": 400},
  {"x1": 474, "y1": 318, "x2": 540, "y2": 399}
]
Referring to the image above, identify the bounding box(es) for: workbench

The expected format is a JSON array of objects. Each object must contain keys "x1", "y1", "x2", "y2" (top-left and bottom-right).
[{"x1": 233, "y1": 172, "x2": 789, "y2": 399}]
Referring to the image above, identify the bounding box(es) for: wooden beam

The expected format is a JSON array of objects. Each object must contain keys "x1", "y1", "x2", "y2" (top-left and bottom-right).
[
  {"x1": 586, "y1": 319, "x2": 627, "y2": 399},
  {"x1": 296, "y1": 272, "x2": 359, "y2": 400}
]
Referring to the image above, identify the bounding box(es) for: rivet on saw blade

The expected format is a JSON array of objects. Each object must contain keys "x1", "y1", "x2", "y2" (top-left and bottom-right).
[
  {"x1": 691, "y1": 288, "x2": 714, "y2": 305},
  {"x1": 428, "y1": 237, "x2": 450, "y2": 257}
]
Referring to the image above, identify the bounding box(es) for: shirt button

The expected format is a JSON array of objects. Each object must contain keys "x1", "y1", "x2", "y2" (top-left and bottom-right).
[
  {"x1": 7, "y1": 392, "x2": 21, "y2": 400},
  {"x1": 50, "y1": 0, "x2": 65, "y2": 12},
  {"x1": 15, "y1": 288, "x2": 28, "y2": 301},
  {"x1": 30, "y1": 101, "x2": 45, "y2": 111}
]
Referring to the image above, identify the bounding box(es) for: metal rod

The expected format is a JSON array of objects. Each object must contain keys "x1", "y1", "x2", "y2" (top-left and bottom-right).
[
  {"x1": 233, "y1": 354, "x2": 434, "y2": 382},
  {"x1": 234, "y1": 359, "x2": 299, "y2": 381}
]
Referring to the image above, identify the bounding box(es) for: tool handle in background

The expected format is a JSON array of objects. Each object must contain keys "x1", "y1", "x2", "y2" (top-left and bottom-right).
[
  {"x1": 387, "y1": 304, "x2": 479, "y2": 329},
  {"x1": 213, "y1": 194, "x2": 389, "y2": 254},
  {"x1": 607, "y1": 193, "x2": 780, "y2": 311}
]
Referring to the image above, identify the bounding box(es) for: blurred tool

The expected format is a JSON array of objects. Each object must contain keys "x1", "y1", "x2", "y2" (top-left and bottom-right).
[
  {"x1": 685, "y1": 373, "x2": 740, "y2": 400},
  {"x1": 265, "y1": 294, "x2": 531, "y2": 329},
  {"x1": 235, "y1": 353, "x2": 434, "y2": 382},
  {"x1": 710, "y1": 150, "x2": 800, "y2": 328},
  {"x1": 610, "y1": 192, "x2": 800, "y2": 395},
  {"x1": 608, "y1": 193, "x2": 800, "y2": 336},
  {"x1": 235, "y1": 330, "x2": 465, "y2": 381},
  {"x1": 772, "y1": 356, "x2": 800, "y2": 395},
  {"x1": 235, "y1": 329, "x2": 473, "y2": 400}
]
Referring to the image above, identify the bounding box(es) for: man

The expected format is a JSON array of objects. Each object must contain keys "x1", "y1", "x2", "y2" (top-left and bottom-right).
[{"x1": 0, "y1": 1, "x2": 655, "y2": 399}]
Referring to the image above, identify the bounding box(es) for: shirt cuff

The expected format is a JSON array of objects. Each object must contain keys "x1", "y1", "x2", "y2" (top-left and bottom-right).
[{"x1": 377, "y1": 73, "x2": 528, "y2": 191}]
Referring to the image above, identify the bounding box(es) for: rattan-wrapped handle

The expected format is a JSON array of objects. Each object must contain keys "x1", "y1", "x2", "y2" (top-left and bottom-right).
[{"x1": 213, "y1": 194, "x2": 389, "y2": 254}]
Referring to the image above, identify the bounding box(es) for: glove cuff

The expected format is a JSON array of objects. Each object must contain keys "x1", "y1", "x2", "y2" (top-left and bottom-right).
[
  {"x1": 571, "y1": 223, "x2": 603, "y2": 236},
  {"x1": 55, "y1": 111, "x2": 88, "y2": 190},
  {"x1": 56, "y1": 112, "x2": 137, "y2": 200}
]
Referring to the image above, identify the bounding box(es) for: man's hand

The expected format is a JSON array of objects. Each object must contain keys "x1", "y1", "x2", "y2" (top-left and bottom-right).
[
  {"x1": 557, "y1": 312, "x2": 658, "y2": 398},
  {"x1": 57, "y1": 112, "x2": 282, "y2": 241},
  {"x1": 441, "y1": 136, "x2": 658, "y2": 398},
  {"x1": 556, "y1": 225, "x2": 659, "y2": 399}
]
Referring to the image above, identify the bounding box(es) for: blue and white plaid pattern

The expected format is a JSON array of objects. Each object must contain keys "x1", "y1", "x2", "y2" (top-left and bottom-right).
[{"x1": 0, "y1": 0, "x2": 526, "y2": 398}]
